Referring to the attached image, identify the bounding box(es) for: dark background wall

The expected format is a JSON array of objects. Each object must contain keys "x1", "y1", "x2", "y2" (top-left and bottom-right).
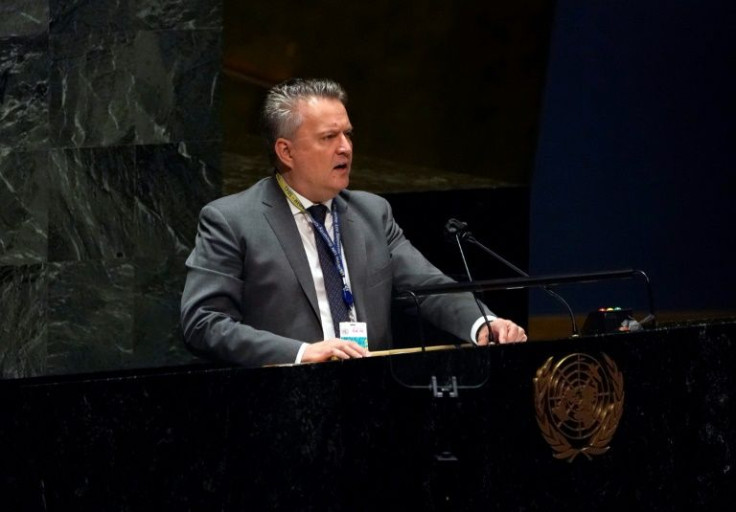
[
  {"x1": 530, "y1": 0, "x2": 736, "y2": 321},
  {"x1": 220, "y1": 2, "x2": 554, "y2": 187}
]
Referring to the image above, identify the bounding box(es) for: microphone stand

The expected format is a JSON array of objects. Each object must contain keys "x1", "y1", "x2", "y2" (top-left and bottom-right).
[
  {"x1": 446, "y1": 219, "x2": 580, "y2": 337},
  {"x1": 465, "y1": 233, "x2": 580, "y2": 337},
  {"x1": 451, "y1": 231, "x2": 496, "y2": 344},
  {"x1": 398, "y1": 270, "x2": 656, "y2": 323}
]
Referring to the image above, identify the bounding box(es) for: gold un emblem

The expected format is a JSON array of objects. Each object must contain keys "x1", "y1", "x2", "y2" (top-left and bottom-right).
[{"x1": 534, "y1": 353, "x2": 624, "y2": 462}]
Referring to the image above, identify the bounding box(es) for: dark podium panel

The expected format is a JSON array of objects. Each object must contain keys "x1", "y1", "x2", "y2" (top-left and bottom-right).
[{"x1": 2, "y1": 320, "x2": 734, "y2": 511}]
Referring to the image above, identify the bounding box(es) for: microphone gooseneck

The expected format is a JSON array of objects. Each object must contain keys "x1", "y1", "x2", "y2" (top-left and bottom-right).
[
  {"x1": 448, "y1": 227, "x2": 496, "y2": 345},
  {"x1": 445, "y1": 218, "x2": 580, "y2": 338}
]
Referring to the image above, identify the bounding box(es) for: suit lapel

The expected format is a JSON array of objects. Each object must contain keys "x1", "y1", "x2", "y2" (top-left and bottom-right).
[
  {"x1": 336, "y1": 194, "x2": 368, "y2": 324},
  {"x1": 261, "y1": 177, "x2": 321, "y2": 320}
]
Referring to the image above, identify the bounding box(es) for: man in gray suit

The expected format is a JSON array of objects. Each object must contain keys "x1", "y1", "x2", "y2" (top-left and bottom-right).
[{"x1": 181, "y1": 78, "x2": 527, "y2": 368}]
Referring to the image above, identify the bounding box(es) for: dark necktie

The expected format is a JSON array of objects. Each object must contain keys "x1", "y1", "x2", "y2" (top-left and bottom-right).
[{"x1": 308, "y1": 204, "x2": 350, "y2": 336}]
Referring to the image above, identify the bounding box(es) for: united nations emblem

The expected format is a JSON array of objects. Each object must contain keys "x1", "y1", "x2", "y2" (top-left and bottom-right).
[{"x1": 534, "y1": 353, "x2": 624, "y2": 462}]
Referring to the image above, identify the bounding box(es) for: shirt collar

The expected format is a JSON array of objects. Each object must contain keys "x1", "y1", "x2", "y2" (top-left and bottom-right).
[{"x1": 286, "y1": 188, "x2": 334, "y2": 216}]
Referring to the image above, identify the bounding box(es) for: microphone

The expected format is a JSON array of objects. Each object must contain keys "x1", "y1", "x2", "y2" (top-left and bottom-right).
[
  {"x1": 443, "y1": 220, "x2": 496, "y2": 345},
  {"x1": 444, "y1": 218, "x2": 580, "y2": 338},
  {"x1": 443, "y1": 218, "x2": 470, "y2": 241}
]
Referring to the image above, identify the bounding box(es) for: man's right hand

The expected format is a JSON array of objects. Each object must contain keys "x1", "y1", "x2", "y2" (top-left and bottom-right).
[{"x1": 301, "y1": 338, "x2": 369, "y2": 363}]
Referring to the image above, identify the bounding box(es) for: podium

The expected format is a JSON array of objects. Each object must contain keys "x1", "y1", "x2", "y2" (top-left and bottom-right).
[{"x1": 2, "y1": 319, "x2": 734, "y2": 510}]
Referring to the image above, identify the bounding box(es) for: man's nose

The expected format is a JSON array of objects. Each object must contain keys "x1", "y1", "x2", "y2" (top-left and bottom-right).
[{"x1": 337, "y1": 134, "x2": 352, "y2": 154}]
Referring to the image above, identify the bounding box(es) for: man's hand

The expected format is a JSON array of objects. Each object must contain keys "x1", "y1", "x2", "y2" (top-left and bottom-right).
[
  {"x1": 477, "y1": 318, "x2": 527, "y2": 345},
  {"x1": 301, "y1": 338, "x2": 369, "y2": 363}
]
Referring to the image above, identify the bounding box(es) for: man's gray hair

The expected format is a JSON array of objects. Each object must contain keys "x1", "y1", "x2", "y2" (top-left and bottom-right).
[{"x1": 261, "y1": 78, "x2": 348, "y2": 163}]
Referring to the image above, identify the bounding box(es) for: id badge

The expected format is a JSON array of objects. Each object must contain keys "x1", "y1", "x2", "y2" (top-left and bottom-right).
[{"x1": 339, "y1": 322, "x2": 368, "y2": 349}]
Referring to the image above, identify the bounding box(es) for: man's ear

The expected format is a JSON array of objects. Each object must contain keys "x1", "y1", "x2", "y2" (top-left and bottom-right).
[{"x1": 274, "y1": 138, "x2": 292, "y2": 169}]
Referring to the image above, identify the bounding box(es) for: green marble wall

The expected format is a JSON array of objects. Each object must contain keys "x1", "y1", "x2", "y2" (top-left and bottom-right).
[{"x1": 0, "y1": 0, "x2": 223, "y2": 378}]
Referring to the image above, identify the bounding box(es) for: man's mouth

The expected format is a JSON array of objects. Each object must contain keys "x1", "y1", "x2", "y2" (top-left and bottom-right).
[{"x1": 334, "y1": 163, "x2": 349, "y2": 171}]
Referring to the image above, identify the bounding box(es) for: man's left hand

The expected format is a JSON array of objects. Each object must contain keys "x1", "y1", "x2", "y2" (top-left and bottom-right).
[{"x1": 477, "y1": 318, "x2": 527, "y2": 345}]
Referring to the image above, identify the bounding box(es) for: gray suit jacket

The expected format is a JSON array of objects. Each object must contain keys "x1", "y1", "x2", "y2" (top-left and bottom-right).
[{"x1": 181, "y1": 176, "x2": 492, "y2": 367}]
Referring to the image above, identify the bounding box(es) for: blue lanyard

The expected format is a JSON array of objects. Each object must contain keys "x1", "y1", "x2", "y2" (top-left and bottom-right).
[
  {"x1": 307, "y1": 205, "x2": 354, "y2": 310},
  {"x1": 275, "y1": 173, "x2": 354, "y2": 311}
]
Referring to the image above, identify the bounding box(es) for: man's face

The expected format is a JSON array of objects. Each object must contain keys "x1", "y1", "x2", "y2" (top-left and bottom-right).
[{"x1": 278, "y1": 97, "x2": 353, "y2": 203}]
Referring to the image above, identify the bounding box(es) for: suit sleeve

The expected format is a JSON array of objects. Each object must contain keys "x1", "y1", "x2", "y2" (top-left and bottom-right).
[{"x1": 180, "y1": 204, "x2": 304, "y2": 367}]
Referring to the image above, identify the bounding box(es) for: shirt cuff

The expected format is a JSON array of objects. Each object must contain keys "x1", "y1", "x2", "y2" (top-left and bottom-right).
[
  {"x1": 295, "y1": 342, "x2": 308, "y2": 364},
  {"x1": 470, "y1": 315, "x2": 496, "y2": 344}
]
